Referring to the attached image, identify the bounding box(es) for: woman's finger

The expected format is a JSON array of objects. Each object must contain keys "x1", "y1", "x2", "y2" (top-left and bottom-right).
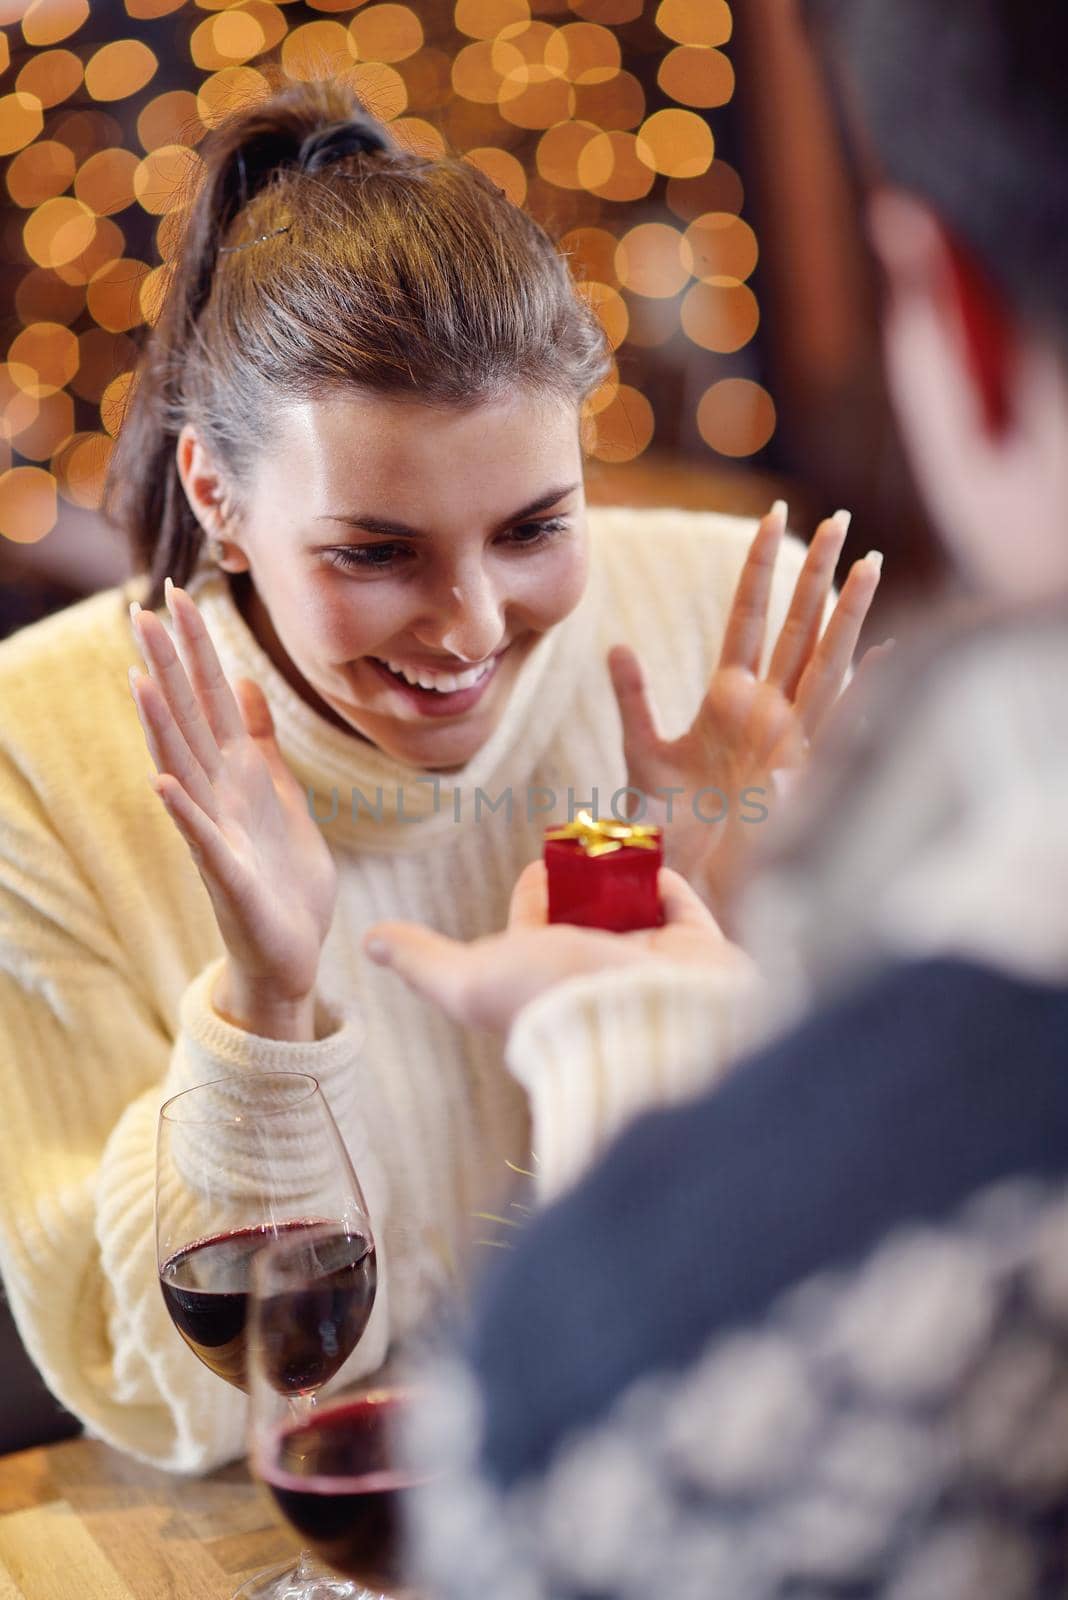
[
  {"x1": 810, "y1": 635, "x2": 896, "y2": 751},
  {"x1": 716, "y1": 500, "x2": 787, "y2": 675},
  {"x1": 792, "y1": 552, "x2": 883, "y2": 738},
  {"x1": 151, "y1": 770, "x2": 241, "y2": 891},
  {"x1": 165, "y1": 581, "x2": 248, "y2": 749},
  {"x1": 130, "y1": 604, "x2": 223, "y2": 788},
  {"x1": 765, "y1": 510, "x2": 851, "y2": 699},
  {"x1": 129, "y1": 666, "x2": 221, "y2": 821},
  {"x1": 608, "y1": 644, "x2": 662, "y2": 766}
]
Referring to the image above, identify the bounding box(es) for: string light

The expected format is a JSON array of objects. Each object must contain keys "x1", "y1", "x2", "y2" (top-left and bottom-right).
[{"x1": 0, "y1": 0, "x2": 772, "y2": 543}]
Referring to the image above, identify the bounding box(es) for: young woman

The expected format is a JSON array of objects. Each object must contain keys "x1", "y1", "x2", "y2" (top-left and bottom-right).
[{"x1": 0, "y1": 78, "x2": 880, "y2": 1472}]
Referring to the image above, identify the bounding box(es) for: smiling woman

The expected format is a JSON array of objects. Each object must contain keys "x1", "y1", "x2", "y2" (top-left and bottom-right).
[{"x1": 0, "y1": 76, "x2": 881, "y2": 1478}]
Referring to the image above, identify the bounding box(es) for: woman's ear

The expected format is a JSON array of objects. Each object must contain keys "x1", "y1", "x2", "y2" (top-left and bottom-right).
[
  {"x1": 866, "y1": 186, "x2": 1015, "y2": 438},
  {"x1": 175, "y1": 424, "x2": 250, "y2": 570}
]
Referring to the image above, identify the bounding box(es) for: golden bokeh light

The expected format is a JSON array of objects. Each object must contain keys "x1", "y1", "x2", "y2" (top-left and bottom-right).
[
  {"x1": 281, "y1": 21, "x2": 351, "y2": 82},
  {"x1": 588, "y1": 383, "x2": 654, "y2": 463},
  {"x1": 667, "y1": 160, "x2": 744, "y2": 221},
  {"x1": 70, "y1": 330, "x2": 136, "y2": 403},
  {"x1": 349, "y1": 5, "x2": 424, "y2": 65},
  {"x1": 6, "y1": 141, "x2": 76, "y2": 209},
  {"x1": 15, "y1": 268, "x2": 84, "y2": 327},
  {"x1": 23, "y1": 196, "x2": 95, "y2": 269},
  {"x1": 656, "y1": 0, "x2": 733, "y2": 49},
  {"x1": 557, "y1": 22, "x2": 620, "y2": 85},
  {"x1": 100, "y1": 370, "x2": 138, "y2": 437},
  {"x1": 536, "y1": 120, "x2": 600, "y2": 190},
  {"x1": 138, "y1": 91, "x2": 205, "y2": 152},
  {"x1": 84, "y1": 40, "x2": 159, "y2": 103},
  {"x1": 465, "y1": 146, "x2": 527, "y2": 206},
  {"x1": 636, "y1": 109, "x2": 714, "y2": 179},
  {"x1": 21, "y1": 0, "x2": 89, "y2": 50},
  {"x1": 338, "y1": 61, "x2": 407, "y2": 121},
  {"x1": 134, "y1": 143, "x2": 203, "y2": 214},
  {"x1": 8, "y1": 322, "x2": 80, "y2": 399},
  {"x1": 560, "y1": 225, "x2": 619, "y2": 287},
  {"x1": 580, "y1": 280, "x2": 628, "y2": 349},
  {"x1": 0, "y1": 93, "x2": 45, "y2": 158},
  {"x1": 54, "y1": 215, "x2": 124, "y2": 286},
  {"x1": 685, "y1": 211, "x2": 758, "y2": 283},
  {"x1": 190, "y1": 12, "x2": 269, "y2": 72},
  {"x1": 697, "y1": 378, "x2": 776, "y2": 457},
  {"x1": 0, "y1": 366, "x2": 39, "y2": 441},
  {"x1": 51, "y1": 430, "x2": 113, "y2": 509},
  {"x1": 573, "y1": 72, "x2": 644, "y2": 131},
  {"x1": 16, "y1": 50, "x2": 84, "y2": 111},
  {"x1": 155, "y1": 206, "x2": 188, "y2": 262},
  {"x1": 615, "y1": 222, "x2": 692, "y2": 298},
  {"x1": 0, "y1": 465, "x2": 58, "y2": 544},
  {"x1": 197, "y1": 68, "x2": 271, "y2": 130},
  {"x1": 658, "y1": 46, "x2": 735, "y2": 109},
  {"x1": 454, "y1": 0, "x2": 530, "y2": 41},
  {"x1": 499, "y1": 76, "x2": 574, "y2": 132},
  {"x1": 390, "y1": 117, "x2": 447, "y2": 159},
  {"x1": 125, "y1": 0, "x2": 188, "y2": 17},
  {"x1": 493, "y1": 20, "x2": 566, "y2": 86},
  {"x1": 0, "y1": 35, "x2": 7, "y2": 77},
  {"x1": 452, "y1": 40, "x2": 519, "y2": 106},
  {"x1": 13, "y1": 389, "x2": 74, "y2": 462},
  {"x1": 75, "y1": 149, "x2": 140, "y2": 216},
  {"x1": 580, "y1": 130, "x2": 655, "y2": 203},
  {"x1": 682, "y1": 281, "x2": 759, "y2": 352},
  {"x1": 87, "y1": 258, "x2": 151, "y2": 333},
  {"x1": 139, "y1": 262, "x2": 176, "y2": 327}
]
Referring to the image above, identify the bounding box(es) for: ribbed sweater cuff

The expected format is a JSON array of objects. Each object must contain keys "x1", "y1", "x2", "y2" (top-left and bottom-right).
[
  {"x1": 506, "y1": 963, "x2": 764, "y2": 1201},
  {"x1": 172, "y1": 955, "x2": 365, "y2": 1104}
]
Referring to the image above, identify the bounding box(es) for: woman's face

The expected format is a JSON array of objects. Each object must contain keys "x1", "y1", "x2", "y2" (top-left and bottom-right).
[{"x1": 197, "y1": 386, "x2": 589, "y2": 770}]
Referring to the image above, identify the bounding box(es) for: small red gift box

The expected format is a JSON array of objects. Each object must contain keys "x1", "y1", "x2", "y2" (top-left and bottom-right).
[{"x1": 544, "y1": 810, "x2": 664, "y2": 933}]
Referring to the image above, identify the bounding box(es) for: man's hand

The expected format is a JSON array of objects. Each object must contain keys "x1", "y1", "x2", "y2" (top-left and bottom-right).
[{"x1": 362, "y1": 861, "x2": 753, "y2": 1036}]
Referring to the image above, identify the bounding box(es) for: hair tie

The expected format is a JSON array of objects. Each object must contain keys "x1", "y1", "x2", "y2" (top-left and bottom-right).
[{"x1": 298, "y1": 119, "x2": 390, "y2": 174}]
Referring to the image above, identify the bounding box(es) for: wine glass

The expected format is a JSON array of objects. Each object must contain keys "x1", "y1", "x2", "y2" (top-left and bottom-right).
[
  {"x1": 156, "y1": 1071, "x2": 378, "y2": 1600},
  {"x1": 249, "y1": 1226, "x2": 430, "y2": 1600}
]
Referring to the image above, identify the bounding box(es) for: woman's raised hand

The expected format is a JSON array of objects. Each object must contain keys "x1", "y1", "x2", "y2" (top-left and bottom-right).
[
  {"x1": 128, "y1": 580, "x2": 338, "y2": 1032},
  {"x1": 610, "y1": 502, "x2": 886, "y2": 921}
]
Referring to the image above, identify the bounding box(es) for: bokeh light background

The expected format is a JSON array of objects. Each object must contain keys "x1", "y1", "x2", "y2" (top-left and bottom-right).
[{"x1": 0, "y1": 0, "x2": 780, "y2": 550}]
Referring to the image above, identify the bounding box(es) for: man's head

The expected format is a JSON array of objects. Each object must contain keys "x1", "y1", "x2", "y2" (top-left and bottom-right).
[{"x1": 802, "y1": 0, "x2": 1068, "y2": 601}]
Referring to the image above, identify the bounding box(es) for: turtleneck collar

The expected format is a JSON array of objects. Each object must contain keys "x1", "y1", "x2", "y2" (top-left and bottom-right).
[{"x1": 174, "y1": 531, "x2": 607, "y2": 855}]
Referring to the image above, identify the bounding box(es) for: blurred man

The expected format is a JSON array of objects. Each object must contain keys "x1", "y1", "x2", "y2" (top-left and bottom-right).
[{"x1": 369, "y1": 2, "x2": 1068, "y2": 1593}]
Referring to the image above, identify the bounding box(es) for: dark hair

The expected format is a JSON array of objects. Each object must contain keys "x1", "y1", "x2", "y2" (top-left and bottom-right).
[
  {"x1": 105, "y1": 78, "x2": 612, "y2": 610},
  {"x1": 801, "y1": 0, "x2": 1068, "y2": 343}
]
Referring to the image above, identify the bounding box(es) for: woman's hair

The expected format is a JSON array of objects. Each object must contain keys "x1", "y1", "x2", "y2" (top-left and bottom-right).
[{"x1": 105, "y1": 78, "x2": 613, "y2": 610}]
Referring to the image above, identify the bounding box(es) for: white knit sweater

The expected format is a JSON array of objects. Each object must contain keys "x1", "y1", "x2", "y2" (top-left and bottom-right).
[{"x1": 0, "y1": 504, "x2": 807, "y2": 1473}]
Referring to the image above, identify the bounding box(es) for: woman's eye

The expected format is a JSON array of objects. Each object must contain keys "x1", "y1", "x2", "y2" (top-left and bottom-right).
[
  {"x1": 327, "y1": 543, "x2": 411, "y2": 573},
  {"x1": 505, "y1": 517, "x2": 569, "y2": 548}
]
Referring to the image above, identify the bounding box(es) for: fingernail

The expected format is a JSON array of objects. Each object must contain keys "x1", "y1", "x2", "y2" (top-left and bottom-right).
[
  {"x1": 771, "y1": 498, "x2": 787, "y2": 523},
  {"x1": 164, "y1": 576, "x2": 174, "y2": 608},
  {"x1": 833, "y1": 509, "x2": 853, "y2": 534},
  {"x1": 128, "y1": 665, "x2": 140, "y2": 692},
  {"x1": 129, "y1": 600, "x2": 142, "y2": 626},
  {"x1": 865, "y1": 549, "x2": 884, "y2": 572},
  {"x1": 365, "y1": 937, "x2": 391, "y2": 965}
]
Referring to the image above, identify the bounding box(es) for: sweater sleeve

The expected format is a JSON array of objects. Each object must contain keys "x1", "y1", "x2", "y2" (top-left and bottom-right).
[
  {"x1": 0, "y1": 748, "x2": 381, "y2": 1475},
  {"x1": 505, "y1": 962, "x2": 766, "y2": 1201}
]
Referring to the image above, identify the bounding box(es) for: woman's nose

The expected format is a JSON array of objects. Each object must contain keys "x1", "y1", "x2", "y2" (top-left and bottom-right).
[{"x1": 412, "y1": 571, "x2": 506, "y2": 662}]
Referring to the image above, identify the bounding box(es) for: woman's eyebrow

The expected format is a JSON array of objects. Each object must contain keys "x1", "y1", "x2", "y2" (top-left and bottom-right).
[{"x1": 314, "y1": 482, "x2": 583, "y2": 540}]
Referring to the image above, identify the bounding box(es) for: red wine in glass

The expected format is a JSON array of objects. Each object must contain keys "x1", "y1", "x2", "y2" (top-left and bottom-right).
[
  {"x1": 159, "y1": 1220, "x2": 377, "y2": 1392},
  {"x1": 261, "y1": 1391, "x2": 426, "y2": 1594}
]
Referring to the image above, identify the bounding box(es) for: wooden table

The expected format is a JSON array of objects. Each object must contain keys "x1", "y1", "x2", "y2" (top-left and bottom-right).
[{"x1": 0, "y1": 1434, "x2": 301, "y2": 1598}]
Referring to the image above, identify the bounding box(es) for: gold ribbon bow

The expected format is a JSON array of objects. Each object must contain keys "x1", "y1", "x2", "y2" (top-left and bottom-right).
[{"x1": 544, "y1": 809, "x2": 661, "y2": 859}]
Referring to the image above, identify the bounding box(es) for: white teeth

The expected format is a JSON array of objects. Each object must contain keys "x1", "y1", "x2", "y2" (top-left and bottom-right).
[{"x1": 381, "y1": 658, "x2": 493, "y2": 693}]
